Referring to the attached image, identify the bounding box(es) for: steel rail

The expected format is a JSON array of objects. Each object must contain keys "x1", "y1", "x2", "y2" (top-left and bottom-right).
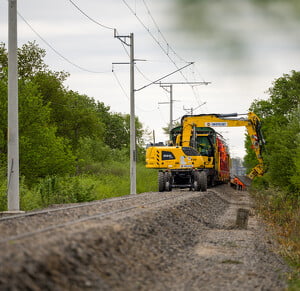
[
  {"x1": 0, "y1": 194, "x2": 145, "y2": 222},
  {"x1": 0, "y1": 193, "x2": 189, "y2": 245}
]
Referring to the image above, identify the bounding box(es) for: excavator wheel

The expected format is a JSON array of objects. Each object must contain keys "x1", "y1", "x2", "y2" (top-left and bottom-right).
[
  {"x1": 199, "y1": 171, "x2": 208, "y2": 192},
  {"x1": 164, "y1": 172, "x2": 172, "y2": 192},
  {"x1": 193, "y1": 171, "x2": 201, "y2": 191},
  {"x1": 158, "y1": 171, "x2": 165, "y2": 192},
  {"x1": 209, "y1": 175, "x2": 216, "y2": 187}
]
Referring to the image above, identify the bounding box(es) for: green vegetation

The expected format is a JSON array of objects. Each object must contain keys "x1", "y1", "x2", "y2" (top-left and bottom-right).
[
  {"x1": 0, "y1": 162, "x2": 158, "y2": 211},
  {"x1": 0, "y1": 41, "x2": 157, "y2": 211},
  {"x1": 245, "y1": 71, "x2": 300, "y2": 288}
]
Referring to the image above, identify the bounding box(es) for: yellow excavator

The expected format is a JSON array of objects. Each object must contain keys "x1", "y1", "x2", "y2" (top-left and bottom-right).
[{"x1": 146, "y1": 112, "x2": 265, "y2": 192}]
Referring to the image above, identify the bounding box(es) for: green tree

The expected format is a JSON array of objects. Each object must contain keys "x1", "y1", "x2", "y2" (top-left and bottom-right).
[
  {"x1": 0, "y1": 43, "x2": 8, "y2": 80},
  {"x1": 17, "y1": 41, "x2": 48, "y2": 79},
  {"x1": 162, "y1": 121, "x2": 181, "y2": 136},
  {"x1": 243, "y1": 135, "x2": 257, "y2": 174},
  {"x1": 97, "y1": 104, "x2": 145, "y2": 151},
  {"x1": 1, "y1": 40, "x2": 150, "y2": 183},
  {"x1": 18, "y1": 81, "x2": 75, "y2": 182},
  {"x1": 0, "y1": 80, "x2": 7, "y2": 168},
  {"x1": 247, "y1": 71, "x2": 300, "y2": 191},
  {"x1": 0, "y1": 42, "x2": 76, "y2": 181},
  {"x1": 50, "y1": 90, "x2": 104, "y2": 152}
]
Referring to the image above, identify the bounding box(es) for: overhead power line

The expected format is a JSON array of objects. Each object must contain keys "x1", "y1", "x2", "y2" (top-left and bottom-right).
[
  {"x1": 135, "y1": 62, "x2": 194, "y2": 92},
  {"x1": 118, "y1": 35, "x2": 153, "y2": 83},
  {"x1": 112, "y1": 67, "x2": 156, "y2": 113},
  {"x1": 112, "y1": 68, "x2": 129, "y2": 100},
  {"x1": 67, "y1": 0, "x2": 115, "y2": 31},
  {"x1": 117, "y1": 36, "x2": 153, "y2": 82},
  {"x1": 18, "y1": 12, "x2": 110, "y2": 74},
  {"x1": 141, "y1": 0, "x2": 187, "y2": 63},
  {"x1": 141, "y1": 1, "x2": 209, "y2": 103},
  {"x1": 121, "y1": 0, "x2": 207, "y2": 105},
  {"x1": 121, "y1": 0, "x2": 184, "y2": 66}
]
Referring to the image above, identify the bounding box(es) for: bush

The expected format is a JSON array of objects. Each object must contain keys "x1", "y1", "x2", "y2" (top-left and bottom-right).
[
  {"x1": 0, "y1": 160, "x2": 158, "y2": 211},
  {"x1": 33, "y1": 175, "x2": 97, "y2": 207},
  {"x1": 251, "y1": 187, "x2": 300, "y2": 287},
  {"x1": 0, "y1": 177, "x2": 6, "y2": 211}
]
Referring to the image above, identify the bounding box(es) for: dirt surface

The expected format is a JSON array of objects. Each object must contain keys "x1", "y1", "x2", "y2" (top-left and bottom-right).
[{"x1": 0, "y1": 185, "x2": 289, "y2": 290}]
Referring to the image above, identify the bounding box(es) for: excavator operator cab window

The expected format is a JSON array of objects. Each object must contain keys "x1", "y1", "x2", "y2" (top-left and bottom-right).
[
  {"x1": 197, "y1": 136, "x2": 214, "y2": 157},
  {"x1": 162, "y1": 151, "x2": 175, "y2": 160}
]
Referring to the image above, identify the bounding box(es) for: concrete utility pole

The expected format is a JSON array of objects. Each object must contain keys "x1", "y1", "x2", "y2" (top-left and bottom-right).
[
  {"x1": 7, "y1": 0, "x2": 20, "y2": 211},
  {"x1": 183, "y1": 101, "x2": 207, "y2": 116},
  {"x1": 158, "y1": 85, "x2": 173, "y2": 140},
  {"x1": 114, "y1": 31, "x2": 136, "y2": 195},
  {"x1": 157, "y1": 82, "x2": 209, "y2": 140},
  {"x1": 169, "y1": 85, "x2": 173, "y2": 137},
  {"x1": 129, "y1": 33, "x2": 136, "y2": 195}
]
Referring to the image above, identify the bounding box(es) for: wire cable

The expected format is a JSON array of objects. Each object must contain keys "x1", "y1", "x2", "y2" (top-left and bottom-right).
[
  {"x1": 18, "y1": 12, "x2": 110, "y2": 74},
  {"x1": 112, "y1": 69, "x2": 129, "y2": 100},
  {"x1": 121, "y1": 0, "x2": 182, "y2": 66},
  {"x1": 157, "y1": 104, "x2": 167, "y2": 124},
  {"x1": 112, "y1": 68, "x2": 156, "y2": 112},
  {"x1": 142, "y1": 0, "x2": 209, "y2": 105},
  {"x1": 67, "y1": 0, "x2": 115, "y2": 31},
  {"x1": 135, "y1": 63, "x2": 153, "y2": 82},
  {"x1": 121, "y1": 0, "x2": 204, "y2": 104},
  {"x1": 117, "y1": 34, "x2": 153, "y2": 82},
  {"x1": 141, "y1": 0, "x2": 187, "y2": 63}
]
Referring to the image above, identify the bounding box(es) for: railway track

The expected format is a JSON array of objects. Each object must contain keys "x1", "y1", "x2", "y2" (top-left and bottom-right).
[
  {"x1": 0, "y1": 185, "x2": 289, "y2": 291},
  {"x1": 0, "y1": 191, "x2": 191, "y2": 245},
  {"x1": 0, "y1": 193, "x2": 144, "y2": 222}
]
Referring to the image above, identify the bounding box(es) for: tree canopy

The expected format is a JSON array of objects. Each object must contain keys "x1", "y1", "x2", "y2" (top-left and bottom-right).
[
  {"x1": 0, "y1": 41, "x2": 146, "y2": 183},
  {"x1": 245, "y1": 70, "x2": 300, "y2": 192}
]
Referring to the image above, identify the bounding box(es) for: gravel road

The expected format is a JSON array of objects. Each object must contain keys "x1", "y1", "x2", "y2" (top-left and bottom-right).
[{"x1": 0, "y1": 185, "x2": 289, "y2": 290}]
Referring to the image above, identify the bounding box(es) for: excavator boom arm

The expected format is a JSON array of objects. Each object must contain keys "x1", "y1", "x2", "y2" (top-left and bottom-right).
[{"x1": 181, "y1": 112, "x2": 265, "y2": 179}]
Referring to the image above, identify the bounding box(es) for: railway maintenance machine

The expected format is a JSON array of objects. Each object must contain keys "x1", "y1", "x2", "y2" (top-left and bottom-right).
[{"x1": 146, "y1": 112, "x2": 265, "y2": 192}]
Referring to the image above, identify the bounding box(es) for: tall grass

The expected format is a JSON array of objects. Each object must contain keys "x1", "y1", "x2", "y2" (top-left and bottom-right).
[
  {"x1": 251, "y1": 185, "x2": 300, "y2": 289},
  {"x1": 0, "y1": 161, "x2": 158, "y2": 211}
]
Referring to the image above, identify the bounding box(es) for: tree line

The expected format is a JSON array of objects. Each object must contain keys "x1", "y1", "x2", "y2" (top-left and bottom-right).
[
  {"x1": 0, "y1": 41, "x2": 147, "y2": 185},
  {"x1": 245, "y1": 71, "x2": 300, "y2": 286},
  {"x1": 244, "y1": 70, "x2": 300, "y2": 196}
]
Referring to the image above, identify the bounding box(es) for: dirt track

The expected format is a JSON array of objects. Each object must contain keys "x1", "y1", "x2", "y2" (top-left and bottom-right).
[{"x1": 0, "y1": 185, "x2": 289, "y2": 290}]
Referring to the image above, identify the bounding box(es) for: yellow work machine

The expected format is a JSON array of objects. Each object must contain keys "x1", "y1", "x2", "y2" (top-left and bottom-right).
[{"x1": 146, "y1": 112, "x2": 265, "y2": 192}]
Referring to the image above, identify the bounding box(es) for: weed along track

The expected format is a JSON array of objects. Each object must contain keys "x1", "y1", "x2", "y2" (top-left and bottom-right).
[{"x1": 0, "y1": 185, "x2": 289, "y2": 290}]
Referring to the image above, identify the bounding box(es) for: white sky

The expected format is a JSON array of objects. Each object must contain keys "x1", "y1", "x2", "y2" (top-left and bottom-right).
[{"x1": 1, "y1": 0, "x2": 300, "y2": 159}]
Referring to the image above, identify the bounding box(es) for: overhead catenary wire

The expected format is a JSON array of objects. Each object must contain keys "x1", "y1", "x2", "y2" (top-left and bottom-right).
[
  {"x1": 158, "y1": 104, "x2": 168, "y2": 124},
  {"x1": 135, "y1": 64, "x2": 153, "y2": 82},
  {"x1": 112, "y1": 68, "x2": 130, "y2": 100},
  {"x1": 121, "y1": 0, "x2": 187, "y2": 69},
  {"x1": 16, "y1": 1, "x2": 206, "y2": 116},
  {"x1": 112, "y1": 67, "x2": 157, "y2": 113},
  {"x1": 142, "y1": 0, "x2": 210, "y2": 104},
  {"x1": 17, "y1": 12, "x2": 110, "y2": 74},
  {"x1": 187, "y1": 63, "x2": 208, "y2": 107},
  {"x1": 141, "y1": 0, "x2": 187, "y2": 63},
  {"x1": 67, "y1": 0, "x2": 115, "y2": 31},
  {"x1": 135, "y1": 62, "x2": 194, "y2": 92},
  {"x1": 121, "y1": 0, "x2": 206, "y2": 105},
  {"x1": 118, "y1": 36, "x2": 153, "y2": 82}
]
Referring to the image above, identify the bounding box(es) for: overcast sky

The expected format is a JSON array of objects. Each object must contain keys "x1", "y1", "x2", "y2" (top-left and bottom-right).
[{"x1": 1, "y1": 0, "x2": 300, "y2": 158}]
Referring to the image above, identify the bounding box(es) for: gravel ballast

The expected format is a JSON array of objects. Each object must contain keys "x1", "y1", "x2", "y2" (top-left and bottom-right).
[{"x1": 0, "y1": 185, "x2": 289, "y2": 290}]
